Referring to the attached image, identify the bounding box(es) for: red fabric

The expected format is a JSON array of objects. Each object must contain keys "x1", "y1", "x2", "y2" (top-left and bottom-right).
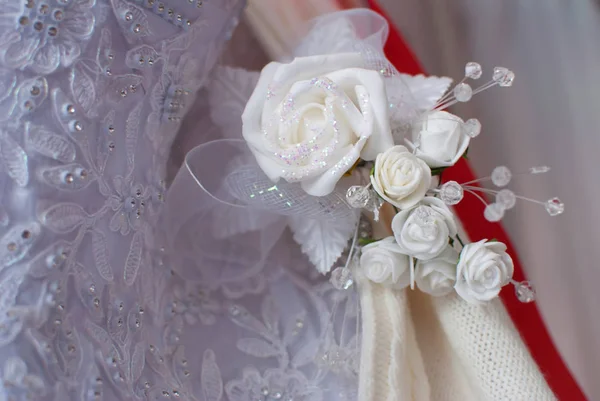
[{"x1": 367, "y1": 1, "x2": 586, "y2": 400}]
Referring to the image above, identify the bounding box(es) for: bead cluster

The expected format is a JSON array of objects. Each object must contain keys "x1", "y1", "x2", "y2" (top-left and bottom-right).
[
  {"x1": 164, "y1": 86, "x2": 191, "y2": 123},
  {"x1": 130, "y1": 0, "x2": 195, "y2": 29},
  {"x1": 18, "y1": 0, "x2": 66, "y2": 39}
]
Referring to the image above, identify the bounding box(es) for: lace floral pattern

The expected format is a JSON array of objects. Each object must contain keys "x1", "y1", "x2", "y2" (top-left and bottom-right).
[
  {"x1": 0, "y1": 0, "x2": 96, "y2": 74},
  {"x1": 0, "y1": 1, "x2": 365, "y2": 401}
]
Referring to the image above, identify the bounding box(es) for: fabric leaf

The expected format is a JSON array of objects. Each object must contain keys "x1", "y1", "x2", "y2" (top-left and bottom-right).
[
  {"x1": 399, "y1": 74, "x2": 453, "y2": 111},
  {"x1": 26, "y1": 125, "x2": 76, "y2": 163},
  {"x1": 288, "y1": 213, "x2": 358, "y2": 274},
  {"x1": 124, "y1": 231, "x2": 143, "y2": 286},
  {"x1": 0, "y1": 133, "x2": 28, "y2": 187},
  {"x1": 125, "y1": 102, "x2": 142, "y2": 169},
  {"x1": 70, "y1": 64, "x2": 96, "y2": 114},
  {"x1": 201, "y1": 349, "x2": 223, "y2": 401},
  {"x1": 261, "y1": 297, "x2": 279, "y2": 335},
  {"x1": 91, "y1": 230, "x2": 114, "y2": 282},
  {"x1": 208, "y1": 67, "x2": 259, "y2": 138},
  {"x1": 41, "y1": 203, "x2": 87, "y2": 234},
  {"x1": 236, "y1": 338, "x2": 279, "y2": 358},
  {"x1": 130, "y1": 342, "x2": 145, "y2": 381}
]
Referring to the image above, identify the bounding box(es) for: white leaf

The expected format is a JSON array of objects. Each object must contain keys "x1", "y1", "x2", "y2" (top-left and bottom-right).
[
  {"x1": 3, "y1": 357, "x2": 27, "y2": 383},
  {"x1": 0, "y1": 222, "x2": 39, "y2": 270},
  {"x1": 399, "y1": 74, "x2": 453, "y2": 111},
  {"x1": 40, "y1": 163, "x2": 96, "y2": 191},
  {"x1": 125, "y1": 45, "x2": 160, "y2": 69},
  {"x1": 0, "y1": 133, "x2": 28, "y2": 186},
  {"x1": 84, "y1": 319, "x2": 112, "y2": 350},
  {"x1": 288, "y1": 213, "x2": 358, "y2": 274},
  {"x1": 236, "y1": 338, "x2": 279, "y2": 358},
  {"x1": 106, "y1": 74, "x2": 143, "y2": 104},
  {"x1": 96, "y1": 28, "x2": 112, "y2": 68},
  {"x1": 26, "y1": 124, "x2": 76, "y2": 162},
  {"x1": 110, "y1": 0, "x2": 149, "y2": 38},
  {"x1": 124, "y1": 231, "x2": 143, "y2": 286},
  {"x1": 201, "y1": 349, "x2": 223, "y2": 401},
  {"x1": 41, "y1": 203, "x2": 87, "y2": 234},
  {"x1": 208, "y1": 67, "x2": 259, "y2": 138},
  {"x1": 130, "y1": 342, "x2": 145, "y2": 381},
  {"x1": 27, "y1": 240, "x2": 70, "y2": 278},
  {"x1": 291, "y1": 339, "x2": 321, "y2": 368},
  {"x1": 70, "y1": 64, "x2": 96, "y2": 114},
  {"x1": 91, "y1": 230, "x2": 113, "y2": 282},
  {"x1": 261, "y1": 297, "x2": 279, "y2": 335},
  {"x1": 125, "y1": 102, "x2": 142, "y2": 168}
]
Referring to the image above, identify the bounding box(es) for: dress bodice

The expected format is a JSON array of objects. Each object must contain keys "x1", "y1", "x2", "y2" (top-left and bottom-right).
[{"x1": 0, "y1": 1, "x2": 266, "y2": 400}]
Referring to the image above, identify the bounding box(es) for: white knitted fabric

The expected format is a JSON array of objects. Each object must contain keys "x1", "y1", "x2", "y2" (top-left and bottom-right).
[{"x1": 357, "y1": 278, "x2": 557, "y2": 401}]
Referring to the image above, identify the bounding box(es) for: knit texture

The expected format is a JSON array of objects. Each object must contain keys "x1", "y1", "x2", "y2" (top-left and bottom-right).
[{"x1": 358, "y1": 280, "x2": 557, "y2": 401}]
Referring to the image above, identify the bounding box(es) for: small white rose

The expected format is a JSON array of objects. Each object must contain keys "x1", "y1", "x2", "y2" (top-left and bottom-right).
[
  {"x1": 391, "y1": 196, "x2": 457, "y2": 260},
  {"x1": 360, "y1": 237, "x2": 411, "y2": 288},
  {"x1": 370, "y1": 145, "x2": 431, "y2": 209},
  {"x1": 455, "y1": 239, "x2": 514, "y2": 303},
  {"x1": 412, "y1": 111, "x2": 469, "y2": 168},
  {"x1": 415, "y1": 245, "x2": 459, "y2": 296},
  {"x1": 242, "y1": 53, "x2": 394, "y2": 197}
]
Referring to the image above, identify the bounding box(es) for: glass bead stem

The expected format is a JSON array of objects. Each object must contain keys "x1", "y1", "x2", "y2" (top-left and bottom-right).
[
  {"x1": 462, "y1": 185, "x2": 546, "y2": 206},
  {"x1": 343, "y1": 221, "x2": 361, "y2": 272},
  {"x1": 463, "y1": 188, "x2": 490, "y2": 207},
  {"x1": 471, "y1": 79, "x2": 499, "y2": 96},
  {"x1": 434, "y1": 81, "x2": 503, "y2": 111},
  {"x1": 433, "y1": 97, "x2": 461, "y2": 112},
  {"x1": 434, "y1": 76, "x2": 467, "y2": 107},
  {"x1": 461, "y1": 167, "x2": 551, "y2": 186}
]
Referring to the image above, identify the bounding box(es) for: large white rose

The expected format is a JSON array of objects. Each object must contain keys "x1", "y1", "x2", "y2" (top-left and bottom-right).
[
  {"x1": 391, "y1": 196, "x2": 457, "y2": 260},
  {"x1": 455, "y1": 239, "x2": 514, "y2": 303},
  {"x1": 370, "y1": 145, "x2": 431, "y2": 209},
  {"x1": 242, "y1": 53, "x2": 394, "y2": 197},
  {"x1": 359, "y1": 237, "x2": 411, "y2": 288},
  {"x1": 412, "y1": 111, "x2": 469, "y2": 168},
  {"x1": 415, "y1": 245, "x2": 459, "y2": 296}
]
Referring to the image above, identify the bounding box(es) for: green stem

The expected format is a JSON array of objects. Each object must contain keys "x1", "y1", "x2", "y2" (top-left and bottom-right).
[{"x1": 456, "y1": 234, "x2": 465, "y2": 247}]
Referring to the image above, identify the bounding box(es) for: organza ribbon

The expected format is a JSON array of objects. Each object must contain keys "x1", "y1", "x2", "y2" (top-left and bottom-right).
[{"x1": 162, "y1": 8, "x2": 419, "y2": 284}]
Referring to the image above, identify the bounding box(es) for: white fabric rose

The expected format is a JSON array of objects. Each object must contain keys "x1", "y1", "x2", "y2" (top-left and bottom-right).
[
  {"x1": 370, "y1": 145, "x2": 431, "y2": 209},
  {"x1": 391, "y1": 196, "x2": 457, "y2": 260},
  {"x1": 455, "y1": 239, "x2": 514, "y2": 303},
  {"x1": 412, "y1": 111, "x2": 469, "y2": 168},
  {"x1": 360, "y1": 237, "x2": 411, "y2": 288},
  {"x1": 415, "y1": 245, "x2": 459, "y2": 296},
  {"x1": 242, "y1": 53, "x2": 394, "y2": 196}
]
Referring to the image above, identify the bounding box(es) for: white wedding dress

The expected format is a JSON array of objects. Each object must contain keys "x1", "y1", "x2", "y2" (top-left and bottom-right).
[{"x1": 0, "y1": 2, "x2": 555, "y2": 400}]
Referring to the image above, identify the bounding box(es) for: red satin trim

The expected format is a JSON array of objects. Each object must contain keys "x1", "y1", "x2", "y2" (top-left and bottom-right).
[{"x1": 367, "y1": 1, "x2": 587, "y2": 400}]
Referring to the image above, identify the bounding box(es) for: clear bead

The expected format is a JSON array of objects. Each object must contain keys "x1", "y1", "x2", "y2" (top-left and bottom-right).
[
  {"x1": 491, "y1": 166, "x2": 512, "y2": 187},
  {"x1": 514, "y1": 281, "x2": 536, "y2": 303},
  {"x1": 439, "y1": 181, "x2": 464, "y2": 205},
  {"x1": 496, "y1": 189, "x2": 516, "y2": 210},
  {"x1": 463, "y1": 118, "x2": 481, "y2": 138},
  {"x1": 529, "y1": 165, "x2": 551, "y2": 174},
  {"x1": 484, "y1": 203, "x2": 505, "y2": 222},
  {"x1": 346, "y1": 186, "x2": 371, "y2": 209},
  {"x1": 493, "y1": 67, "x2": 515, "y2": 87},
  {"x1": 453, "y1": 83, "x2": 473, "y2": 102},
  {"x1": 465, "y1": 62, "x2": 482, "y2": 79},
  {"x1": 545, "y1": 197, "x2": 565, "y2": 216},
  {"x1": 330, "y1": 267, "x2": 353, "y2": 290}
]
